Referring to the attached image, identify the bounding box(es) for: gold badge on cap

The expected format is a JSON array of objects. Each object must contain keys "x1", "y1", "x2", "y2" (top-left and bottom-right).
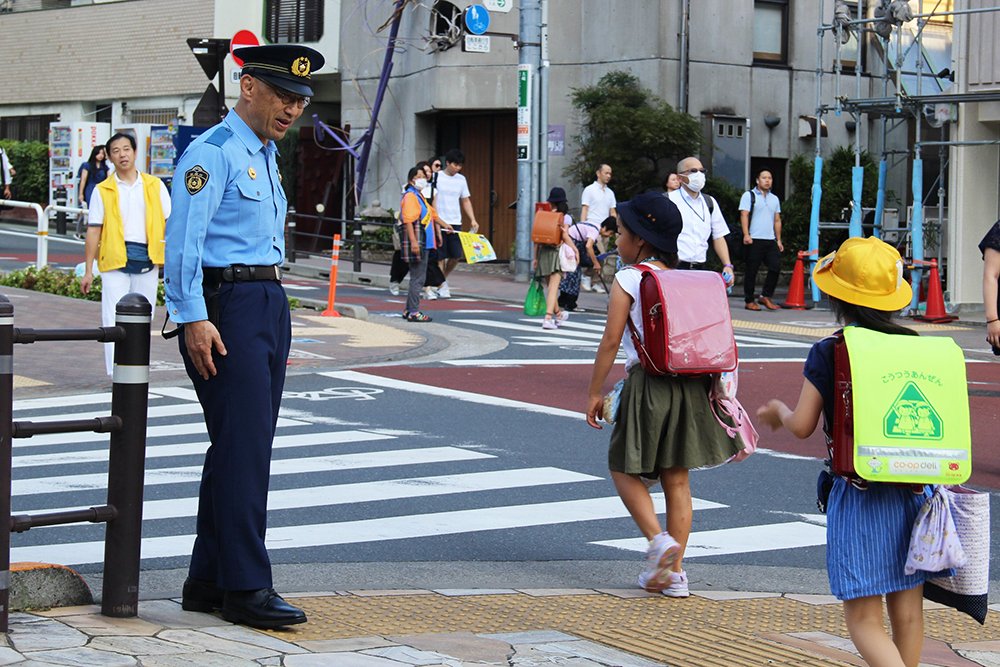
[
  {"x1": 185, "y1": 166, "x2": 210, "y2": 195},
  {"x1": 292, "y1": 57, "x2": 311, "y2": 77},
  {"x1": 248, "y1": 167, "x2": 257, "y2": 180}
]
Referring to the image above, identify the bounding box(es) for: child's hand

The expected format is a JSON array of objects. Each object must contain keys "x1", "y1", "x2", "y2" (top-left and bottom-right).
[
  {"x1": 586, "y1": 393, "x2": 604, "y2": 429},
  {"x1": 756, "y1": 400, "x2": 788, "y2": 432}
]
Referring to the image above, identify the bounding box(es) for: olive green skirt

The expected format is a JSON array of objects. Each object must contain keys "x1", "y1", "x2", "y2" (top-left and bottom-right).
[
  {"x1": 608, "y1": 365, "x2": 743, "y2": 473},
  {"x1": 536, "y1": 244, "x2": 561, "y2": 278}
]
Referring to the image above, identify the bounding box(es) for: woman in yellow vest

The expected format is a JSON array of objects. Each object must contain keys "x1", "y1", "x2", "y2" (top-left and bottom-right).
[{"x1": 81, "y1": 132, "x2": 170, "y2": 375}]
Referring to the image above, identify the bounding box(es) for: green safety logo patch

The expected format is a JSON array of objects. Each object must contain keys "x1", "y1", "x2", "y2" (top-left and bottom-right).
[{"x1": 883, "y1": 381, "x2": 943, "y2": 440}]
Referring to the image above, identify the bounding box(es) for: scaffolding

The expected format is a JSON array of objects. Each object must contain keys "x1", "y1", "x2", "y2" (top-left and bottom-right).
[{"x1": 810, "y1": 0, "x2": 1000, "y2": 309}]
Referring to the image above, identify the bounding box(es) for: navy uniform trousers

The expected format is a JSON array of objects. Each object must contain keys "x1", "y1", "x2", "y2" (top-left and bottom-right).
[{"x1": 179, "y1": 280, "x2": 291, "y2": 591}]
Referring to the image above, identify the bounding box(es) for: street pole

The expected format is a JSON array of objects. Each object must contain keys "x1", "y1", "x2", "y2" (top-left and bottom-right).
[
  {"x1": 538, "y1": 0, "x2": 550, "y2": 204},
  {"x1": 515, "y1": 0, "x2": 541, "y2": 282}
]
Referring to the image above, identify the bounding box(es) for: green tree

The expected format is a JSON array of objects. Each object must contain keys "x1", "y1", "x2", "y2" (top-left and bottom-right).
[
  {"x1": 0, "y1": 140, "x2": 49, "y2": 204},
  {"x1": 563, "y1": 71, "x2": 702, "y2": 201},
  {"x1": 783, "y1": 146, "x2": 889, "y2": 263}
]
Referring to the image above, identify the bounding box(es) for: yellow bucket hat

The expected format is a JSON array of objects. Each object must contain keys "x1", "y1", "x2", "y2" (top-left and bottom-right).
[{"x1": 812, "y1": 237, "x2": 912, "y2": 311}]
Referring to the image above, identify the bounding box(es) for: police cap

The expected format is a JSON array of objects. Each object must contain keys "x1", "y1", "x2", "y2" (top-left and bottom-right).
[{"x1": 235, "y1": 44, "x2": 325, "y2": 97}]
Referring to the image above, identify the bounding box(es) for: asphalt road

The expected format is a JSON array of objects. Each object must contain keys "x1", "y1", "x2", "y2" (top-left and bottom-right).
[{"x1": 7, "y1": 288, "x2": 997, "y2": 600}]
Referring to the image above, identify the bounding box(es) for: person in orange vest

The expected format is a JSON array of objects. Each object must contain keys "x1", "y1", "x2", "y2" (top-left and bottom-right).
[{"x1": 81, "y1": 132, "x2": 170, "y2": 375}]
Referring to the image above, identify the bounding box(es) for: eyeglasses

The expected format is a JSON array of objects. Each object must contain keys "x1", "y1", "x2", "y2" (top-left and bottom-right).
[
  {"x1": 682, "y1": 168, "x2": 707, "y2": 174},
  {"x1": 255, "y1": 77, "x2": 311, "y2": 109}
]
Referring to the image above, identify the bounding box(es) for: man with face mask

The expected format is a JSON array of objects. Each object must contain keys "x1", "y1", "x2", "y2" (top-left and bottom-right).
[{"x1": 669, "y1": 156, "x2": 734, "y2": 288}]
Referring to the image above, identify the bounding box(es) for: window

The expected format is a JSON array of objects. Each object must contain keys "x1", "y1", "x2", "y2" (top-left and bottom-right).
[
  {"x1": 0, "y1": 114, "x2": 59, "y2": 143},
  {"x1": 265, "y1": 0, "x2": 324, "y2": 44},
  {"x1": 839, "y1": 1, "x2": 865, "y2": 71},
  {"x1": 127, "y1": 108, "x2": 177, "y2": 124},
  {"x1": 753, "y1": 0, "x2": 788, "y2": 64}
]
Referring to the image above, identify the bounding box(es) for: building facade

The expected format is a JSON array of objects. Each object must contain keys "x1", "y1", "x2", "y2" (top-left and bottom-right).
[
  {"x1": 0, "y1": 0, "x2": 342, "y2": 141},
  {"x1": 340, "y1": 0, "x2": 899, "y2": 261}
]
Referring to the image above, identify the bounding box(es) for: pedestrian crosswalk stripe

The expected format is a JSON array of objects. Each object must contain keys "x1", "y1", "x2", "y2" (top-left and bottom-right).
[
  {"x1": 21, "y1": 467, "x2": 603, "y2": 523},
  {"x1": 15, "y1": 417, "x2": 310, "y2": 449},
  {"x1": 450, "y1": 319, "x2": 603, "y2": 341},
  {"x1": 150, "y1": 387, "x2": 200, "y2": 402},
  {"x1": 443, "y1": 359, "x2": 623, "y2": 367},
  {"x1": 12, "y1": 430, "x2": 394, "y2": 469},
  {"x1": 10, "y1": 495, "x2": 727, "y2": 566},
  {"x1": 13, "y1": 392, "x2": 163, "y2": 412},
  {"x1": 590, "y1": 521, "x2": 828, "y2": 558},
  {"x1": 25, "y1": 402, "x2": 205, "y2": 424},
  {"x1": 320, "y1": 371, "x2": 585, "y2": 420},
  {"x1": 12, "y1": 446, "x2": 493, "y2": 496}
]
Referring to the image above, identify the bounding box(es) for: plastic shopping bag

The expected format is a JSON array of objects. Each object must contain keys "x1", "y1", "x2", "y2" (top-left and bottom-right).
[
  {"x1": 905, "y1": 486, "x2": 968, "y2": 575},
  {"x1": 524, "y1": 277, "x2": 546, "y2": 316}
]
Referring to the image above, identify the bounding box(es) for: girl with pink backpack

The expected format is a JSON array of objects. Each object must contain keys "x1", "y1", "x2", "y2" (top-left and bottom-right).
[{"x1": 586, "y1": 191, "x2": 744, "y2": 596}]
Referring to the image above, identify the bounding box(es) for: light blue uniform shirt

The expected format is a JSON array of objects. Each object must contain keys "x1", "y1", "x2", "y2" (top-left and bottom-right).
[
  {"x1": 738, "y1": 187, "x2": 781, "y2": 240},
  {"x1": 164, "y1": 111, "x2": 287, "y2": 323}
]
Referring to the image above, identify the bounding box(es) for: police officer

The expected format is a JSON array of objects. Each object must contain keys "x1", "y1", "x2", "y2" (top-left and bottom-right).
[{"x1": 164, "y1": 44, "x2": 324, "y2": 629}]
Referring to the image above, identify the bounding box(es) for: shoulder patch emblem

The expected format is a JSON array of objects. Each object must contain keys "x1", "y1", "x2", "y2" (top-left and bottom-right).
[{"x1": 185, "y1": 166, "x2": 210, "y2": 195}]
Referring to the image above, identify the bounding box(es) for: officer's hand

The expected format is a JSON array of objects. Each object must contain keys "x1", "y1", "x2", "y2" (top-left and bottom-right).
[
  {"x1": 743, "y1": 234, "x2": 752, "y2": 245},
  {"x1": 185, "y1": 319, "x2": 227, "y2": 380},
  {"x1": 80, "y1": 273, "x2": 93, "y2": 295}
]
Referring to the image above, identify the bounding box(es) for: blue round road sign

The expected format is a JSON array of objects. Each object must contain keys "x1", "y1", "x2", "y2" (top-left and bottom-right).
[{"x1": 464, "y1": 4, "x2": 490, "y2": 35}]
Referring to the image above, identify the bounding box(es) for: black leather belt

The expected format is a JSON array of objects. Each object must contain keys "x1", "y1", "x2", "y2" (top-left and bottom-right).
[
  {"x1": 204, "y1": 264, "x2": 282, "y2": 283},
  {"x1": 677, "y1": 261, "x2": 704, "y2": 270}
]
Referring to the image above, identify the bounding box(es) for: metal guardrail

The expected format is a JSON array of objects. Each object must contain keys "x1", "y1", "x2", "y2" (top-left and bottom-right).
[
  {"x1": 0, "y1": 293, "x2": 151, "y2": 631},
  {"x1": 285, "y1": 213, "x2": 395, "y2": 273}
]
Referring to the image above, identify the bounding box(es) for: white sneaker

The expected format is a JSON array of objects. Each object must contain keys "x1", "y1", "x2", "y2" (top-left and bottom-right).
[
  {"x1": 555, "y1": 311, "x2": 569, "y2": 327},
  {"x1": 592, "y1": 283, "x2": 606, "y2": 294},
  {"x1": 639, "y1": 532, "x2": 681, "y2": 592},
  {"x1": 541, "y1": 316, "x2": 557, "y2": 330},
  {"x1": 424, "y1": 287, "x2": 438, "y2": 300},
  {"x1": 581, "y1": 275, "x2": 593, "y2": 292},
  {"x1": 389, "y1": 282, "x2": 400, "y2": 296},
  {"x1": 662, "y1": 571, "x2": 690, "y2": 598},
  {"x1": 437, "y1": 281, "x2": 451, "y2": 299}
]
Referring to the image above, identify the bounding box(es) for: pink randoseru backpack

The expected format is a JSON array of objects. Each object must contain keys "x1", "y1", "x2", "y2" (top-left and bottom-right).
[{"x1": 626, "y1": 265, "x2": 738, "y2": 376}]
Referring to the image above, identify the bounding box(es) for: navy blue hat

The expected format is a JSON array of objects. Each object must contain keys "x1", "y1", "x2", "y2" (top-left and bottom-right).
[
  {"x1": 547, "y1": 186, "x2": 567, "y2": 203},
  {"x1": 617, "y1": 191, "x2": 683, "y2": 253},
  {"x1": 235, "y1": 44, "x2": 325, "y2": 97}
]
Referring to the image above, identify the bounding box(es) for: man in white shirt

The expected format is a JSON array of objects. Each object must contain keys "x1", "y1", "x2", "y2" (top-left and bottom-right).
[
  {"x1": 431, "y1": 149, "x2": 479, "y2": 299},
  {"x1": 740, "y1": 167, "x2": 783, "y2": 310},
  {"x1": 669, "y1": 156, "x2": 734, "y2": 288},
  {"x1": 0, "y1": 145, "x2": 14, "y2": 200},
  {"x1": 579, "y1": 163, "x2": 616, "y2": 293},
  {"x1": 81, "y1": 132, "x2": 171, "y2": 375}
]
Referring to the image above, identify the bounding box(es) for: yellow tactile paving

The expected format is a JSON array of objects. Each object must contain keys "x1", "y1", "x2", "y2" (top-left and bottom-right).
[
  {"x1": 13, "y1": 375, "x2": 51, "y2": 387},
  {"x1": 293, "y1": 315, "x2": 423, "y2": 348},
  {"x1": 270, "y1": 592, "x2": 996, "y2": 666},
  {"x1": 731, "y1": 319, "x2": 970, "y2": 339}
]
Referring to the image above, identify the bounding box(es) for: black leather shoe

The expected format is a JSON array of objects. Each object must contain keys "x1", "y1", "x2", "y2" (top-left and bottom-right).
[
  {"x1": 222, "y1": 588, "x2": 307, "y2": 629},
  {"x1": 181, "y1": 577, "x2": 224, "y2": 613}
]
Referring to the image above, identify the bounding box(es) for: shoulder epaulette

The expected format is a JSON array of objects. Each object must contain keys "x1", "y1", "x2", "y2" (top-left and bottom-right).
[{"x1": 205, "y1": 126, "x2": 234, "y2": 148}]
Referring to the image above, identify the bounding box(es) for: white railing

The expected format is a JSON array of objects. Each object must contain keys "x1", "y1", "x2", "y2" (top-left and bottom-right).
[{"x1": 0, "y1": 200, "x2": 88, "y2": 269}]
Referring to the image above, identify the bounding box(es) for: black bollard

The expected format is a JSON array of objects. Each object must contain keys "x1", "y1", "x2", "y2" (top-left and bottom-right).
[
  {"x1": 0, "y1": 295, "x2": 12, "y2": 633},
  {"x1": 101, "y1": 293, "x2": 151, "y2": 618}
]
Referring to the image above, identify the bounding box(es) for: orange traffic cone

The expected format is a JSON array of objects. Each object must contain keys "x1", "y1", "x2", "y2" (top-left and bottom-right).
[
  {"x1": 913, "y1": 259, "x2": 956, "y2": 323},
  {"x1": 781, "y1": 251, "x2": 812, "y2": 310}
]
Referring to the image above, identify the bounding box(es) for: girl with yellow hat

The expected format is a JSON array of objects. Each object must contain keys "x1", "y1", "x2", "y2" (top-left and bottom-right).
[{"x1": 757, "y1": 237, "x2": 954, "y2": 667}]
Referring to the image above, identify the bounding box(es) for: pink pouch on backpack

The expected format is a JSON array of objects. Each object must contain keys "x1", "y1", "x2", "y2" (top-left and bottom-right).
[{"x1": 709, "y1": 366, "x2": 758, "y2": 462}]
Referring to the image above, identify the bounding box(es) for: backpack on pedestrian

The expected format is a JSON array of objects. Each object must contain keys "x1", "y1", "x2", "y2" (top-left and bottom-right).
[{"x1": 625, "y1": 264, "x2": 737, "y2": 376}]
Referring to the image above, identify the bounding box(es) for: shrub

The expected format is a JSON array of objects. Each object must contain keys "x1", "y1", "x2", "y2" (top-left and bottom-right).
[
  {"x1": 563, "y1": 71, "x2": 702, "y2": 201},
  {"x1": 0, "y1": 140, "x2": 49, "y2": 204}
]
